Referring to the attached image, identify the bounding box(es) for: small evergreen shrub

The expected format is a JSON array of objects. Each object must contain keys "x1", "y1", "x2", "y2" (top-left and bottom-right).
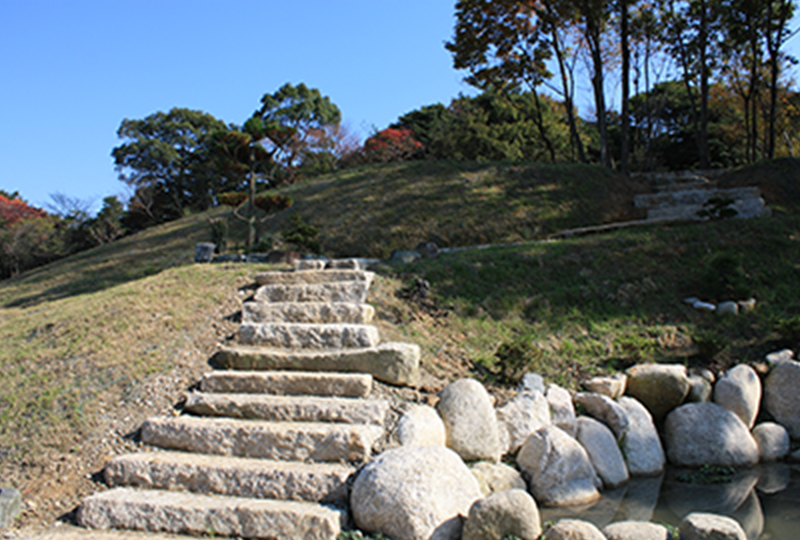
[{"x1": 282, "y1": 213, "x2": 321, "y2": 254}]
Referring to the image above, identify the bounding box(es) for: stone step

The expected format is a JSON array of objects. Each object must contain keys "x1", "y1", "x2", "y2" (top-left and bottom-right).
[
  {"x1": 242, "y1": 301, "x2": 375, "y2": 324},
  {"x1": 183, "y1": 392, "x2": 389, "y2": 425},
  {"x1": 104, "y1": 451, "x2": 354, "y2": 504},
  {"x1": 295, "y1": 258, "x2": 376, "y2": 271},
  {"x1": 140, "y1": 416, "x2": 382, "y2": 463},
  {"x1": 78, "y1": 488, "x2": 345, "y2": 539},
  {"x1": 21, "y1": 525, "x2": 198, "y2": 540},
  {"x1": 253, "y1": 269, "x2": 374, "y2": 286},
  {"x1": 199, "y1": 370, "x2": 373, "y2": 398},
  {"x1": 209, "y1": 342, "x2": 421, "y2": 387},
  {"x1": 253, "y1": 282, "x2": 369, "y2": 304},
  {"x1": 238, "y1": 322, "x2": 380, "y2": 349}
]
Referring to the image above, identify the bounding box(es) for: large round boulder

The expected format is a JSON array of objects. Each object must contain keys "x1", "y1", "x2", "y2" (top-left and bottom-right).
[
  {"x1": 350, "y1": 446, "x2": 482, "y2": 540},
  {"x1": 395, "y1": 404, "x2": 446, "y2": 447},
  {"x1": 625, "y1": 363, "x2": 690, "y2": 421},
  {"x1": 764, "y1": 359, "x2": 800, "y2": 438},
  {"x1": 713, "y1": 364, "x2": 761, "y2": 429},
  {"x1": 752, "y1": 422, "x2": 790, "y2": 462},
  {"x1": 517, "y1": 425, "x2": 600, "y2": 507},
  {"x1": 664, "y1": 402, "x2": 759, "y2": 467},
  {"x1": 617, "y1": 396, "x2": 665, "y2": 476},
  {"x1": 461, "y1": 489, "x2": 541, "y2": 540},
  {"x1": 437, "y1": 378, "x2": 502, "y2": 461},
  {"x1": 576, "y1": 416, "x2": 629, "y2": 488},
  {"x1": 497, "y1": 391, "x2": 551, "y2": 454},
  {"x1": 574, "y1": 392, "x2": 630, "y2": 438}
]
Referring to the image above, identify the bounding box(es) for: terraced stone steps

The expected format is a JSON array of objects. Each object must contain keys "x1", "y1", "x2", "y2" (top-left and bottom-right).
[
  {"x1": 183, "y1": 392, "x2": 389, "y2": 424},
  {"x1": 140, "y1": 415, "x2": 383, "y2": 463},
  {"x1": 104, "y1": 452, "x2": 353, "y2": 503},
  {"x1": 78, "y1": 488, "x2": 346, "y2": 539},
  {"x1": 254, "y1": 269, "x2": 374, "y2": 286},
  {"x1": 198, "y1": 370, "x2": 373, "y2": 398},
  {"x1": 238, "y1": 322, "x2": 380, "y2": 349},
  {"x1": 209, "y1": 343, "x2": 421, "y2": 386},
  {"x1": 242, "y1": 301, "x2": 375, "y2": 324},
  {"x1": 253, "y1": 281, "x2": 370, "y2": 303}
]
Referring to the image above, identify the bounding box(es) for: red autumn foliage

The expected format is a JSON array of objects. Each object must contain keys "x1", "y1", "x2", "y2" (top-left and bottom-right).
[
  {"x1": 0, "y1": 195, "x2": 47, "y2": 226},
  {"x1": 361, "y1": 127, "x2": 423, "y2": 163}
]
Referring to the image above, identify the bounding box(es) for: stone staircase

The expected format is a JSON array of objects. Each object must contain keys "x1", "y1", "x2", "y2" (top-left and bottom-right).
[{"x1": 75, "y1": 258, "x2": 421, "y2": 539}]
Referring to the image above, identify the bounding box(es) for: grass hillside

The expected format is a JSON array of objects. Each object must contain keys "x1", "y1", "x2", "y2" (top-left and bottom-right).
[{"x1": 3, "y1": 159, "x2": 800, "y2": 531}]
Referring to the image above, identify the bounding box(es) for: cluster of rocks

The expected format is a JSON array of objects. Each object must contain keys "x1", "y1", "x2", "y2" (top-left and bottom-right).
[
  {"x1": 349, "y1": 351, "x2": 800, "y2": 539},
  {"x1": 683, "y1": 296, "x2": 757, "y2": 316}
]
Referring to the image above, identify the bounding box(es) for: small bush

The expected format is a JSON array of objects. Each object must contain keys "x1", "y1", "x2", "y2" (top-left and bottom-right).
[
  {"x1": 217, "y1": 191, "x2": 248, "y2": 207},
  {"x1": 209, "y1": 218, "x2": 228, "y2": 253},
  {"x1": 255, "y1": 193, "x2": 293, "y2": 213},
  {"x1": 282, "y1": 214, "x2": 321, "y2": 254}
]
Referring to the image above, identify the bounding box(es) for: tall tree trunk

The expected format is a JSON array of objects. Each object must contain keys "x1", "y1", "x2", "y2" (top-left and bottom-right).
[
  {"x1": 550, "y1": 23, "x2": 588, "y2": 163},
  {"x1": 584, "y1": 6, "x2": 611, "y2": 168},
  {"x1": 766, "y1": 0, "x2": 791, "y2": 159},
  {"x1": 620, "y1": 0, "x2": 631, "y2": 174},
  {"x1": 698, "y1": 0, "x2": 710, "y2": 169},
  {"x1": 530, "y1": 89, "x2": 558, "y2": 162}
]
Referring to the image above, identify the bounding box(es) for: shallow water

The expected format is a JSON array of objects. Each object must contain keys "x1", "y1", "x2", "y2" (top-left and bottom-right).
[{"x1": 538, "y1": 464, "x2": 800, "y2": 540}]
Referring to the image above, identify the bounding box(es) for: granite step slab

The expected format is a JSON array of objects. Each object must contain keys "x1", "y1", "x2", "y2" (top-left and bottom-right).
[
  {"x1": 140, "y1": 416, "x2": 382, "y2": 463},
  {"x1": 238, "y1": 322, "x2": 380, "y2": 349},
  {"x1": 199, "y1": 370, "x2": 373, "y2": 398},
  {"x1": 242, "y1": 301, "x2": 375, "y2": 324},
  {"x1": 21, "y1": 525, "x2": 199, "y2": 540},
  {"x1": 183, "y1": 392, "x2": 389, "y2": 425},
  {"x1": 253, "y1": 269, "x2": 373, "y2": 286},
  {"x1": 294, "y1": 258, "x2": 376, "y2": 271},
  {"x1": 209, "y1": 342, "x2": 421, "y2": 387},
  {"x1": 253, "y1": 282, "x2": 369, "y2": 304},
  {"x1": 104, "y1": 451, "x2": 354, "y2": 503},
  {"x1": 78, "y1": 488, "x2": 345, "y2": 539}
]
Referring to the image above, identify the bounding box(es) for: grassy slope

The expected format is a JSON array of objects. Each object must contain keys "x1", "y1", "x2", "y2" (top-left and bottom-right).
[{"x1": 2, "y1": 159, "x2": 800, "y2": 529}]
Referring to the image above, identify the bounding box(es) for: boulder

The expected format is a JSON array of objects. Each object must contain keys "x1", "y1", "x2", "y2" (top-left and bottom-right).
[
  {"x1": 603, "y1": 521, "x2": 671, "y2": 540},
  {"x1": 574, "y1": 392, "x2": 629, "y2": 438},
  {"x1": 576, "y1": 416, "x2": 629, "y2": 489},
  {"x1": 437, "y1": 379, "x2": 502, "y2": 461},
  {"x1": 517, "y1": 425, "x2": 600, "y2": 507},
  {"x1": 542, "y1": 519, "x2": 606, "y2": 540},
  {"x1": 350, "y1": 446, "x2": 482, "y2": 540},
  {"x1": 664, "y1": 402, "x2": 759, "y2": 468},
  {"x1": 752, "y1": 422, "x2": 790, "y2": 462},
  {"x1": 717, "y1": 301, "x2": 740, "y2": 316},
  {"x1": 765, "y1": 349, "x2": 794, "y2": 367},
  {"x1": 582, "y1": 374, "x2": 627, "y2": 399},
  {"x1": 546, "y1": 384, "x2": 577, "y2": 437},
  {"x1": 194, "y1": 242, "x2": 215, "y2": 263},
  {"x1": 497, "y1": 391, "x2": 551, "y2": 454},
  {"x1": 470, "y1": 462, "x2": 526, "y2": 496},
  {"x1": 461, "y1": 489, "x2": 541, "y2": 540},
  {"x1": 625, "y1": 363, "x2": 690, "y2": 421},
  {"x1": 395, "y1": 404, "x2": 446, "y2": 448},
  {"x1": 617, "y1": 397, "x2": 665, "y2": 476},
  {"x1": 680, "y1": 512, "x2": 747, "y2": 540},
  {"x1": 518, "y1": 373, "x2": 545, "y2": 394},
  {"x1": 763, "y1": 359, "x2": 800, "y2": 438},
  {"x1": 686, "y1": 374, "x2": 712, "y2": 403},
  {"x1": 713, "y1": 364, "x2": 761, "y2": 428}
]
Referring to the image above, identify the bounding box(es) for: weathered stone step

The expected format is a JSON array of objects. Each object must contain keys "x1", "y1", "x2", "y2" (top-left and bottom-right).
[
  {"x1": 104, "y1": 451, "x2": 354, "y2": 503},
  {"x1": 21, "y1": 525, "x2": 198, "y2": 539},
  {"x1": 238, "y1": 322, "x2": 380, "y2": 349},
  {"x1": 253, "y1": 282, "x2": 369, "y2": 304},
  {"x1": 199, "y1": 370, "x2": 373, "y2": 398},
  {"x1": 242, "y1": 301, "x2": 375, "y2": 324},
  {"x1": 183, "y1": 392, "x2": 389, "y2": 425},
  {"x1": 78, "y1": 488, "x2": 345, "y2": 539},
  {"x1": 253, "y1": 269, "x2": 374, "y2": 286},
  {"x1": 209, "y1": 343, "x2": 421, "y2": 387},
  {"x1": 140, "y1": 416, "x2": 382, "y2": 463},
  {"x1": 295, "y1": 258, "x2": 376, "y2": 271}
]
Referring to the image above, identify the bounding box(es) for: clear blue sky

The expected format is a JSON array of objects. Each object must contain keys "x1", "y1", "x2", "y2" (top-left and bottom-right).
[
  {"x1": 2, "y1": 1, "x2": 799, "y2": 213},
  {"x1": 0, "y1": 1, "x2": 471, "y2": 211}
]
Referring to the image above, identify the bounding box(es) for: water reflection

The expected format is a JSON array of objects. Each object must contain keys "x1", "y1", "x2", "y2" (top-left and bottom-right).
[{"x1": 539, "y1": 465, "x2": 800, "y2": 540}]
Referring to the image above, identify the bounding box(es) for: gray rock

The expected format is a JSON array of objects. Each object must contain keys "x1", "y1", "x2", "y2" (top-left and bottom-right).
[
  {"x1": 546, "y1": 384, "x2": 577, "y2": 437},
  {"x1": 625, "y1": 363, "x2": 691, "y2": 421},
  {"x1": 617, "y1": 397, "x2": 665, "y2": 476},
  {"x1": 437, "y1": 379, "x2": 502, "y2": 461},
  {"x1": 764, "y1": 359, "x2": 800, "y2": 438},
  {"x1": 576, "y1": 416, "x2": 629, "y2": 489},
  {"x1": 390, "y1": 250, "x2": 422, "y2": 264},
  {"x1": 686, "y1": 374, "x2": 712, "y2": 403},
  {"x1": 717, "y1": 301, "x2": 740, "y2": 316},
  {"x1": 693, "y1": 300, "x2": 717, "y2": 312},
  {"x1": 603, "y1": 521, "x2": 671, "y2": 540},
  {"x1": 542, "y1": 519, "x2": 606, "y2": 540},
  {"x1": 497, "y1": 391, "x2": 551, "y2": 454},
  {"x1": 0, "y1": 488, "x2": 20, "y2": 528},
  {"x1": 470, "y1": 462, "x2": 526, "y2": 496},
  {"x1": 680, "y1": 512, "x2": 747, "y2": 540},
  {"x1": 713, "y1": 364, "x2": 761, "y2": 429},
  {"x1": 664, "y1": 402, "x2": 759, "y2": 468},
  {"x1": 295, "y1": 259, "x2": 327, "y2": 271},
  {"x1": 517, "y1": 425, "x2": 600, "y2": 507},
  {"x1": 194, "y1": 242, "x2": 216, "y2": 262},
  {"x1": 752, "y1": 422, "x2": 790, "y2": 462},
  {"x1": 462, "y1": 489, "x2": 541, "y2": 540},
  {"x1": 583, "y1": 374, "x2": 627, "y2": 399},
  {"x1": 574, "y1": 392, "x2": 630, "y2": 438},
  {"x1": 395, "y1": 404, "x2": 446, "y2": 448},
  {"x1": 518, "y1": 373, "x2": 545, "y2": 395},
  {"x1": 765, "y1": 349, "x2": 794, "y2": 367},
  {"x1": 350, "y1": 446, "x2": 482, "y2": 540}
]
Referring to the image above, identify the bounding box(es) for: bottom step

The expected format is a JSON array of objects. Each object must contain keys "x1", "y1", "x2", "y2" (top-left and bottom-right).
[{"x1": 78, "y1": 488, "x2": 346, "y2": 540}]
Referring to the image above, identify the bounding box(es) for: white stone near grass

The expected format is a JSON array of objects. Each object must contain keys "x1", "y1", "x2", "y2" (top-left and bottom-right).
[
  {"x1": 394, "y1": 404, "x2": 446, "y2": 448},
  {"x1": 574, "y1": 392, "x2": 630, "y2": 438},
  {"x1": 496, "y1": 391, "x2": 551, "y2": 454},
  {"x1": 617, "y1": 397, "x2": 665, "y2": 476},
  {"x1": 546, "y1": 384, "x2": 577, "y2": 437},
  {"x1": 437, "y1": 378, "x2": 502, "y2": 461},
  {"x1": 713, "y1": 364, "x2": 761, "y2": 428}
]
